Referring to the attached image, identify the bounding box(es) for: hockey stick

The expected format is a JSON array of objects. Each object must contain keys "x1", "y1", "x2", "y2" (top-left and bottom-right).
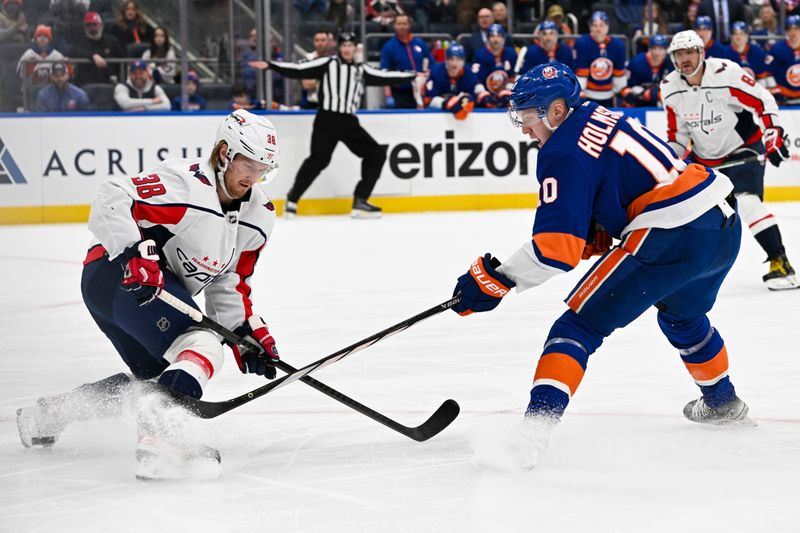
[
  {"x1": 156, "y1": 290, "x2": 461, "y2": 442},
  {"x1": 713, "y1": 154, "x2": 765, "y2": 170}
]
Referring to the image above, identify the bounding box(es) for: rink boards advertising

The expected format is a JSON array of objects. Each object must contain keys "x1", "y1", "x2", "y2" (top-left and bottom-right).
[{"x1": 1, "y1": 108, "x2": 799, "y2": 224}]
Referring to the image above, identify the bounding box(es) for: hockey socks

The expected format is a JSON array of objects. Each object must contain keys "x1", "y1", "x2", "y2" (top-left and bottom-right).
[
  {"x1": 657, "y1": 312, "x2": 735, "y2": 408},
  {"x1": 753, "y1": 225, "x2": 786, "y2": 261},
  {"x1": 527, "y1": 311, "x2": 603, "y2": 418}
]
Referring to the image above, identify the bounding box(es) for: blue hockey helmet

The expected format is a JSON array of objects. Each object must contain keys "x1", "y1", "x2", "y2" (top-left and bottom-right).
[
  {"x1": 649, "y1": 34, "x2": 668, "y2": 49},
  {"x1": 446, "y1": 43, "x2": 466, "y2": 60},
  {"x1": 731, "y1": 20, "x2": 749, "y2": 34},
  {"x1": 590, "y1": 11, "x2": 609, "y2": 25},
  {"x1": 695, "y1": 16, "x2": 713, "y2": 30},
  {"x1": 509, "y1": 62, "x2": 581, "y2": 124},
  {"x1": 487, "y1": 23, "x2": 506, "y2": 37},
  {"x1": 540, "y1": 20, "x2": 558, "y2": 32},
  {"x1": 787, "y1": 15, "x2": 800, "y2": 29}
]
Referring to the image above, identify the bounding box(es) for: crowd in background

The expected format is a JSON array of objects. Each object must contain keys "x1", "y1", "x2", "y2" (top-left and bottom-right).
[{"x1": 0, "y1": 0, "x2": 798, "y2": 113}]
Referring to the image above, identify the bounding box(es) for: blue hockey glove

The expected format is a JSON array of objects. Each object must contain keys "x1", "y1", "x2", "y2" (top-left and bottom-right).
[
  {"x1": 452, "y1": 253, "x2": 516, "y2": 316},
  {"x1": 385, "y1": 95, "x2": 396, "y2": 108}
]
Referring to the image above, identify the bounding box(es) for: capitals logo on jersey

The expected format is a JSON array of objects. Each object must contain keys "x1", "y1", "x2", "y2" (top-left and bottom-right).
[{"x1": 590, "y1": 57, "x2": 614, "y2": 81}]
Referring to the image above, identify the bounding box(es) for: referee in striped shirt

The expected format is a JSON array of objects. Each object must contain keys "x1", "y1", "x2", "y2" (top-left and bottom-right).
[{"x1": 264, "y1": 32, "x2": 417, "y2": 218}]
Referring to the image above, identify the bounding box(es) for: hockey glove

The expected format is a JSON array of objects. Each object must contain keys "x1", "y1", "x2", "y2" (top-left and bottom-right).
[
  {"x1": 232, "y1": 315, "x2": 280, "y2": 380},
  {"x1": 582, "y1": 223, "x2": 613, "y2": 259},
  {"x1": 452, "y1": 253, "x2": 516, "y2": 316},
  {"x1": 444, "y1": 92, "x2": 474, "y2": 120},
  {"x1": 764, "y1": 126, "x2": 790, "y2": 167},
  {"x1": 121, "y1": 239, "x2": 164, "y2": 306}
]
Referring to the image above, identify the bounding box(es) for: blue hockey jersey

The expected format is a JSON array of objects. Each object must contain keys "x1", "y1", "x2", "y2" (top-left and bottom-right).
[
  {"x1": 721, "y1": 42, "x2": 770, "y2": 84},
  {"x1": 471, "y1": 45, "x2": 517, "y2": 86},
  {"x1": 574, "y1": 35, "x2": 626, "y2": 101},
  {"x1": 496, "y1": 102, "x2": 733, "y2": 292},
  {"x1": 515, "y1": 42, "x2": 574, "y2": 75},
  {"x1": 766, "y1": 39, "x2": 800, "y2": 100},
  {"x1": 423, "y1": 63, "x2": 485, "y2": 107},
  {"x1": 622, "y1": 51, "x2": 673, "y2": 106},
  {"x1": 704, "y1": 39, "x2": 728, "y2": 60}
]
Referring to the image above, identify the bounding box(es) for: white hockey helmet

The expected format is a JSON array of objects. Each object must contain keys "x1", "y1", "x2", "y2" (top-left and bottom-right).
[
  {"x1": 668, "y1": 30, "x2": 705, "y2": 76},
  {"x1": 215, "y1": 109, "x2": 279, "y2": 184}
]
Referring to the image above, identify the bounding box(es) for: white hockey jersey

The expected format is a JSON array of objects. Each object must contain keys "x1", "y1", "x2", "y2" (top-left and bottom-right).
[
  {"x1": 86, "y1": 157, "x2": 276, "y2": 331},
  {"x1": 660, "y1": 57, "x2": 780, "y2": 163}
]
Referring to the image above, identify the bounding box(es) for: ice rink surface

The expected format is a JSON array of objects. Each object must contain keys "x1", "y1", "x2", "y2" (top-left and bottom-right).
[{"x1": 1, "y1": 205, "x2": 798, "y2": 533}]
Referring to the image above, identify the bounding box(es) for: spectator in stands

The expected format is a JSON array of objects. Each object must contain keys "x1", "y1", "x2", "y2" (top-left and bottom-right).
[
  {"x1": 697, "y1": 0, "x2": 748, "y2": 44},
  {"x1": 35, "y1": 60, "x2": 89, "y2": 111},
  {"x1": 71, "y1": 11, "x2": 124, "y2": 85},
  {"x1": 109, "y1": 1, "x2": 153, "y2": 51},
  {"x1": 491, "y1": 1, "x2": 507, "y2": 29},
  {"x1": 17, "y1": 24, "x2": 65, "y2": 84},
  {"x1": 681, "y1": 1, "x2": 699, "y2": 32},
  {"x1": 417, "y1": 0, "x2": 457, "y2": 30},
  {"x1": 0, "y1": 0, "x2": 28, "y2": 44},
  {"x1": 621, "y1": 33, "x2": 672, "y2": 107},
  {"x1": 295, "y1": 0, "x2": 327, "y2": 19},
  {"x1": 695, "y1": 15, "x2": 727, "y2": 58},
  {"x1": 515, "y1": 20, "x2": 574, "y2": 76},
  {"x1": 366, "y1": 0, "x2": 404, "y2": 31},
  {"x1": 752, "y1": 4, "x2": 778, "y2": 50},
  {"x1": 240, "y1": 27, "x2": 260, "y2": 97},
  {"x1": 464, "y1": 7, "x2": 493, "y2": 62},
  {"x1": 170, "y1": 70, "x2": 206, "y2": 111},
  {"x1": 632, "y1": 2, "x2": 668, "y2": 53},
  {"x1": 326, "y1": 0, "x2": 354, "y2": 31},
  {"x1": 49, "y1": 0, "x2": 88, "y2": 50},
  {"x1": 301, "y1": 30, "x2": 332, "y2": 109},
  {"x1": 231, "y1": 80, "x2": 265, "y2": 110},
  {"x1": 141, "y1": 26, "x2": 176, "y2": 84},
  {"x1": 380, "y1": 14, "x2": 430, "y2": 108},
  {"x1": 544, "y1": 4, "x2": 573, "y2": 37},
  {"x1": 113, "y1": 59, "x2": 168, "y2": 111}
]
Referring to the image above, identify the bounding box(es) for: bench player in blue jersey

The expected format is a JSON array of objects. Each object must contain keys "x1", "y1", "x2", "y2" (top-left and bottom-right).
[{"x1": 451, "y1": 63, "x2": 751, "y2": 469}]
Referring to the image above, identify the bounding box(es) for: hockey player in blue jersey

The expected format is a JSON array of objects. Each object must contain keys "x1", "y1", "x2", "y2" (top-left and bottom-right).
[
  {"x1": 515, "y1": 21, "x2": 574, "y2": 76},
  {"x1": 451, "y1": 63, "x2": 750, "y2": 469},
  {"x1": 696, "y1": 16, "x2": 727, "y2": 59},
  {"x1": 424, "y1": 44, "x2": 490, "y2": 118},
  {"x1": 621, "y1": 33, "x2": 672, "y2": 107},
  {"x1": 574, "y1": 11, "x2": 626, "y2": 106},
  {"x1": 723, "y1": 21, "x2": 773, "y2": 88},
  {"x1": 766, "y1": 15, "x2": 800, "y2": 104},
  {"x1": 471, "y1": 24, "x2": 517, "y2": 88}
]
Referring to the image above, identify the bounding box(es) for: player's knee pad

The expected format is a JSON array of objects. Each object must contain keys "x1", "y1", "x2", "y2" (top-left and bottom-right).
[
  {"x1": 528, "y1": 311, "x2": 605, "y2": 417},
  {"x1": 160, "y1": 329, "x2": 224, "y2": 398},
  {"x1": 736, "y1": 193, "x2": 777, "y2": 235}
]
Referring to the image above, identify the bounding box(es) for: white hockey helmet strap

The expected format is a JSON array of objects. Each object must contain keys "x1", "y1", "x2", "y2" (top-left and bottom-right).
[
  {"x1": 214, "y1": 110, "x2": 280, "y2": 194},
  {"x1": 668, "y1": 30, "x2": 705, "y2": 78}
]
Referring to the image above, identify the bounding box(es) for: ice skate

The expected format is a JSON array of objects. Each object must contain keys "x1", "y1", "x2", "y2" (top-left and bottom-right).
[
  {"x1": 135, "y1": 434, "x2": 221, "y2": 481},
  {"x1": 284, "y1": 200, "x2": 297, "y2": 219},
  {"x1": 512, "y1": 414, "x2": 558, "y2": 470},
  {"x1": 683, "y1": 395, "x2": 754, "y2": 426},
  {"x1": 351, "y1": 198, "x2": 382, "y2": 219},
  {"x1": 472, "y1": 414, "x2": 557, "y2": 471},
  {"x1": 16, "y1": 398, "x2": 68, "y2": 447},
  {"x1": 763, "y1": 253, "x2": 799, "y2": 290}
]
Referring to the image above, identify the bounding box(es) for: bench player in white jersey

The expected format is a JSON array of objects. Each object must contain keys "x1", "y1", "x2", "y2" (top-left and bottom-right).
[
  {"x1": 661, "y1": 30, "x2": 798, "y2": 290},
  {"x1": 16, "y1": 110, "x2": 283, "y2": 480}
]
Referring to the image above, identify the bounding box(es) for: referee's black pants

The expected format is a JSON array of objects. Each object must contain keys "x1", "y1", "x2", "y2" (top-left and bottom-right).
[{"x1": 287, "y1": 110, "x2": 387, "y2": 203}]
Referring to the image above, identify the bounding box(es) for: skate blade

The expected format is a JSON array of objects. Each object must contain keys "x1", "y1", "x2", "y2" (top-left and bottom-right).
[
  {"x1": 765, "y1": 276, "x2": 800, "y2": 290},
  {"x1": 350, "y1": 210, "x2": 381, "y2": 219},
  {"x1": 136, "y1": 457, "x2": 223, "y2": 482}
]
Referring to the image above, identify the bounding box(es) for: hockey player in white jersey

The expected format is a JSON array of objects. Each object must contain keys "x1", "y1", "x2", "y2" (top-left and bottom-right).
[
  {"x1": 661, "y1": 30, "x2": 798, "y2": 290},
  {"x1": 16, "y1": 109, "x2": 283, "y2": 479}
]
